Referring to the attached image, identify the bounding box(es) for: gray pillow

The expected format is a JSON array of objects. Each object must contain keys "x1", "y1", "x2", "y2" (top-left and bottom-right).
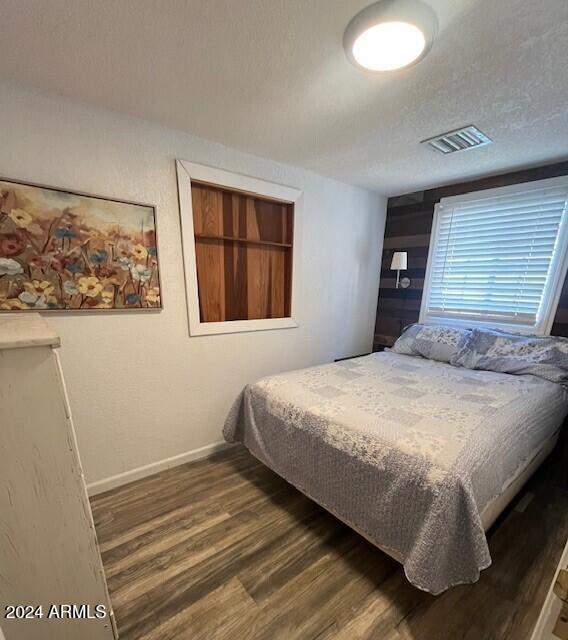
[
  {"x1": 450, "y1": 328, "x2": 568, "y2": 385},
  {"x1": 391, "y1": 323, "x2": 471, "y2": 363},
  {"x1": 389, "y1": 323, "x2": 421, "y2": 356}
]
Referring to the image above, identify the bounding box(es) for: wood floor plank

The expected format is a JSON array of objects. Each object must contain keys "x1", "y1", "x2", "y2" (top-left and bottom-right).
[
  {"x1": 253, "y1": 544, "x2": 399, "y2": 640},
  {"x1": 91, "y1": 453, "x2": 265, "y2": 540},
  {"x1": 319, "y1": 571, "x2": 429, "y2": 640},
  {"x1": 98, "y1": 500, "x2": 227, "y2": 554},
  {"x1": 102, "y1": 508, "x2": 231, "y2": 578},
  {"x1": 112, "y1": 495, "x2": 323, "y2": 636},
  {"x1": 108, "y1": 496, "x2": 307, "y2": 604},
  {"x1": 138, "y1": 577, "x2": 258, "y2": 640},
  {"x1": 215, "y1": 540, "x2": 360, "y2": 640},
  {"x1": 91, "y1": 447, "x2": 253, "y2": 513},
  {"x1": 91, "y1": 442, "x2": 568, "y2": 640},
  {"x1": 238, "y1": 512, "x2": 354, "y2": 603}
]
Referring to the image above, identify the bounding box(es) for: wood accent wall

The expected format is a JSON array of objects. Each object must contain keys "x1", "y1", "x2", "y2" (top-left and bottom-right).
[
  {"x1": 191, "y1": 181, "x2": 293, "y2": 322},
  {"x1": 374, "y1": 160, "x2": 568, "y2": 349}
]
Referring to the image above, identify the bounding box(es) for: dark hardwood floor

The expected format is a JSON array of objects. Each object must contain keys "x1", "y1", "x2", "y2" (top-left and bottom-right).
[{"x1": 90, "y1": 441, "x2": 568, "y2": 640}]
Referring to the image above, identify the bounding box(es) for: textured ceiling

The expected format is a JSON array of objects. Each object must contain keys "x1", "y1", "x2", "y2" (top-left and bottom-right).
[{"x1": 0, "y1": 0, "x2": 567, "y2": 195}]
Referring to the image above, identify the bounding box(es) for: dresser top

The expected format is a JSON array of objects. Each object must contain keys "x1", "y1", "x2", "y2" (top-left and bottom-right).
[{"x1": 0, "y1": 313, "x2": 60, "y2": 350}]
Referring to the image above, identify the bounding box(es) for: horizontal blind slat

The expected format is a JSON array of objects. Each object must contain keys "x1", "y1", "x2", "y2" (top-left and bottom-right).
[
  {"x1": 437, "y1": 225, "x2": 561, "y2": 241},
  {"x1": 442, "y1": 189, "x2": 567, "y2": 213},
  {"x1": 439, "y1": 209, "x2": 564, "y2": 229},
  {"x1": 428, "y1": 309, "x2": 537, "y2": 323},
  {"x1": 429, "y1": 302, "x2": 540, "y2": 313},
  {"x1": 435, "y1": 237, "x2": 558, "y2": 250}
]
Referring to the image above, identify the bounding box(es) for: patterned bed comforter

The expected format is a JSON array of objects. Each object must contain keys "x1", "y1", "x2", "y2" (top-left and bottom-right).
[{"x1": 223, "y1": 351, "x2": 567, "y2": 594}]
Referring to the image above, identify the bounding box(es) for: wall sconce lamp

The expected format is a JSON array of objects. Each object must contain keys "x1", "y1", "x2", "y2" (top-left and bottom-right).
[{"x1": 391, "y1": 251, "x2": 410, "y2": 288}]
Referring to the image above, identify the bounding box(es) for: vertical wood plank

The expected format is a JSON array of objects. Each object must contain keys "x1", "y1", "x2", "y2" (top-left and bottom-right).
[
  {"x1": 255, "y1": 200, "x2": 283, "y2": 244},
  {"x1": 222, "y1": 191, "x2": 236, "y2": 320},
  {"x1": 234, "y1": 196, "x2": 249, "y2": 319},
  {"x1": 193, "y1": 187, "x2": 225, "y2": 322},
  {"x1": 247, "y1": 198, "x2": 263, "y2": 319},
  {"x1": 270, "y1": 247, "x2": 286, "y2": 318},
  {"x1": 284, "y1": 205, "x2": 294, "y2": 316},
  {"x1": 191, "y1": 183, "x2": 293, "y2": 322},
  {"x1": 191, "y1": 185, "x2": 204, "y2": 234}
]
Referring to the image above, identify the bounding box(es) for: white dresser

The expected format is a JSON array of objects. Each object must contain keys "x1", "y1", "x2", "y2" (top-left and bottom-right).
[
  {"x1": 0, "y1": 314, "x2": 116, "y2": 640},
  {"x1": 532, "y1": 538, "x2": 568, "y2": 640}
]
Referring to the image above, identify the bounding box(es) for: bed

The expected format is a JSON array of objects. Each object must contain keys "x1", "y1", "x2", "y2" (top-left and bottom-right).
[{"x1": 224, "y1": 330, "x2": 568, "y2": 595}]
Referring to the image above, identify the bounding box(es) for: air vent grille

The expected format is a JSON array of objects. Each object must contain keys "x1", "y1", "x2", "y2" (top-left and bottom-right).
[{"x1": 422, "y1": 125, "x2": 492, "y2": 154}]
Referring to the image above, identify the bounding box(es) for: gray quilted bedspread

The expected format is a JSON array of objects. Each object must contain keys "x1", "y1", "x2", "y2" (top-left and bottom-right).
[{"x1": 223, "y1": 351, "x2": 567, "y2": 594}]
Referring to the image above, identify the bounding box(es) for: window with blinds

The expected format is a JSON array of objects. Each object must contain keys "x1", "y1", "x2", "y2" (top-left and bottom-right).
[{"x1": 420, "y1": 177, "x2": 568, "y2": 335}]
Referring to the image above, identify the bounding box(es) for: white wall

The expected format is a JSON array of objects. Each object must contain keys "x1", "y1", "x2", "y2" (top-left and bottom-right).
[{"x1": 0, "y1": 82, "x2": 386, "y2": 489}]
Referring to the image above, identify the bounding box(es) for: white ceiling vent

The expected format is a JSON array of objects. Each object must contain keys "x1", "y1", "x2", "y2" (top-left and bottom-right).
[{"x1": 422, "y1": 125, "x2": 492, "y2": 154}]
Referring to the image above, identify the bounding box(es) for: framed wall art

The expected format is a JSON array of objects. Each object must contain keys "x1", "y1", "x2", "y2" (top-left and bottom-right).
[{"x1": 0, "y1": 178, "x2": 162, "y2": 311}]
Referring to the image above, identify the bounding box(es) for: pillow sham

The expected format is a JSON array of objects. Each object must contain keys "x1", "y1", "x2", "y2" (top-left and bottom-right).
[
  {"x1": 450, "y1": 328, "x2": 568, "y2": 384},
  {"x1": 391, "y1": 323, "x2": 471, "y2": 363},
  {"x1": 389, "y1": 323, "x2": 420, "y2": 356}
]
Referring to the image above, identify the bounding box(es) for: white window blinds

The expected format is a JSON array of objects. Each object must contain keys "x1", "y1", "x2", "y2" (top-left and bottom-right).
[{"x1": 420, "y1": 177, "x2": 568, "y2": 334}]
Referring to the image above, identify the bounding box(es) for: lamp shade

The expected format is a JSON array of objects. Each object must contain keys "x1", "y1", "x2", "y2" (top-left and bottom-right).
[{"x1": 390, "y1": 251, "x2": 407, "y2": 271}]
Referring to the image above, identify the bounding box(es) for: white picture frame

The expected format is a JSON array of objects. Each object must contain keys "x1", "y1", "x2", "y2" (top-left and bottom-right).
[{"x1": 176, "y1": 159, "x2": 302, "y2": 336}]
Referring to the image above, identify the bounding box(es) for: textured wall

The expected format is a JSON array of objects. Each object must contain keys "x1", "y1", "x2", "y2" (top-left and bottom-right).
[
  {"x1": 1, "y1": 1, "x2": 568, "y2": 194},
  {"x1": 374, "y1": 161, "x2": 568, "y2": 349},
  {"x1": 0, "y1": 82, "x2": 386, "y2": 487}
]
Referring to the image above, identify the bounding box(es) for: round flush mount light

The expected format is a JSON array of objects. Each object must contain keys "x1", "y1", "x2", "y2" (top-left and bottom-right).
[{"x1": 344, "y1": 0, "x2": 438, "y2": 72}]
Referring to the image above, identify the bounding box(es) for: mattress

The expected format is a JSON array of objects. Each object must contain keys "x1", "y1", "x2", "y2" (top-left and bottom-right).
[
  {"x1": 480, "y1": 429, "x2": 559, "y2": 530},
  {"x1": 224, "y1": 351, "x2": 567, "y2": 594}
]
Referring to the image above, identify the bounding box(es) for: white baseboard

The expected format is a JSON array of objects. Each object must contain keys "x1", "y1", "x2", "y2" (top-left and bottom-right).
[{"x1": 86, "y1": 441, "x2": 235, "y2": 496}]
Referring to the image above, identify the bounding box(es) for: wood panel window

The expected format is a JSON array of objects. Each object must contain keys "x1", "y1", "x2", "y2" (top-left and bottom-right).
[
  {"x1": 191, "y1": 182, "x2": 294, "y2": 322},
  {"x1": 177, "y1": 160, "x2": 301, "y2": 336}
]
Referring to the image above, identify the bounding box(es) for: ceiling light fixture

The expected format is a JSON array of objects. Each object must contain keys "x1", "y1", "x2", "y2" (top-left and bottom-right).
[{"x1": 344, "y1": 0, "x2": 438, "y2": 72}]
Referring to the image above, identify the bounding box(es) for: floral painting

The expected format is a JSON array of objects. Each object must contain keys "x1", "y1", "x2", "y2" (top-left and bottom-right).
[{"x1": 0, "y1": 179, "x2": 161, "y2": 311}]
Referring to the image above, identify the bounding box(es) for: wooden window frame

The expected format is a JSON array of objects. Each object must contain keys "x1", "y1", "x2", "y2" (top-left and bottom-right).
[{"x1": 176, "y1": 160, "x2": 302, "y2": 336}]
